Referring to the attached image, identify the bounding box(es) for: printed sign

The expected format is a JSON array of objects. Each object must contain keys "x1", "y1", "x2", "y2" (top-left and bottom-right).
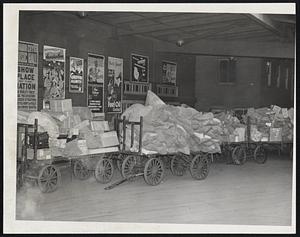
[
  {"x1": 87, "y1": 54, "x2": 105, "y2": 84},
  {"x1": 162, "y1": 61, "x2": 177, "y2": 85},
  {"x1": 131, "y1": 53, "x2": 149, "y2": 83},
  {"x1": 69, "y1": 57, "x2": 84, "y2": 93},
  {"x1": 43, "y1": 45, "x2": 66, "y2": 99},
  {"x1": 88, "y1": 85, "x2": 104, "y2": 115},
  {"x1": 18, "y1": 41, "x2": 38, "y2": 111},
  {"x1": 107, "y1": 57, "x2": 123, "y2": 113},
  {"x1": 87, "y1": 53, "x2": 105, "y2": 116}
]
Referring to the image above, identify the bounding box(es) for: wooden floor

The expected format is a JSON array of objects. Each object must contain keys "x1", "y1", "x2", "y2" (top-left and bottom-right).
[{"x1": 16, "y1": 154, "x2": 293, "y2": 226}]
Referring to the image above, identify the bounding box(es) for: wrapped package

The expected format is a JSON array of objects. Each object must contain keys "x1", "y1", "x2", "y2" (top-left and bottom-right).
[
  {"x1": 72, "y1": 107, "x2": 93, "y2": 121},
  {"x1": 145, "y1": 90, "x2": 165, "y2": 106},
  {"x1": 100, "y1": 131, "x2": 119, "y2": 147},
  {"x1": 17, "y1": 110, "x2": 31, "y2": 123},
  {"x1": 27, "y1": 112, "x2": 59, "y2": 139},
  {"x1": 63, "y1": 139, "x2": 88, "y2": 157},
  {"x1": 49, "y1": 99, "x2": 73, "y2": 113},
  {"x1": 27, "y1": 148, "x2": 52, "y2": 160},
  {"x1": 270, "y1": 127, "x2": 282, "y2": 142},
  {"x1": 90, "y1": 120, "x2": 110, "y2": 132}
]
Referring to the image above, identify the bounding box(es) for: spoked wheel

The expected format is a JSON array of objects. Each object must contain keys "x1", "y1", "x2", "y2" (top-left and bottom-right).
[
  {"x1": 144, "y1": 158, "x2": 165, "y2": 186},
  {"x1": 232, "y1": 146, "x2": 247, "y2": 165},
  {"x1": 121, "y1": 155, "x2": 137, "y2": 178},
  {"x1": 38, "y1": 165, "x2": 61, "y2": 193},
  {"x1": 170, "y1": 154, "x2": 187, "y2": 176},
  {"x1": 94, "y1": 158, "x2": 114, "y2": 184},
  {"x1": 73, "y1": 160, "x2": 90, "y2": 180},
  {"x1": 189, "y1": 154, "x2": 209, "y2": 180},
  {"x1": 254, "y1": 145, "x2": 267, "y2": 164}
]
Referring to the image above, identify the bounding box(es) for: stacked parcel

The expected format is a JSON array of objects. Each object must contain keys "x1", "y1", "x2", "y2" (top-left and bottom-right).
[{"x1": 244, "y1": 105, "x2": 293, "y2": 142}]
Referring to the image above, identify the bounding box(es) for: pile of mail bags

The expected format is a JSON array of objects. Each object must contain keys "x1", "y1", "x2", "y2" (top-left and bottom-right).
[{"x1": 121, "y1": 91, "x2": 222, "y2": 155}]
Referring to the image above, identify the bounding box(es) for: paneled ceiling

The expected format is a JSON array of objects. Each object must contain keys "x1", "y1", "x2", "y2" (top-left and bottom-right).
[
  {"x1": 24, "y1": 11, "x2": 295, "y2": 45},
  {"x1": 77, "y1": 11, "x2": 295, "y2": 44}
]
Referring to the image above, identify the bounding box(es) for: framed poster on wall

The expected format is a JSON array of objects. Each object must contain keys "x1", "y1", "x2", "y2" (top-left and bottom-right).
[
  {"x1": 162, "y1": 61, "x2": 177, "y2": 85},
  {"x1": 131, "y1": 53, "x2": 149, "y2": 83},
  {"x1": 88, "y1": 84, "x2": 104, "y2": 115},
  {"x1": 69, "y1": 57, "x2": 84, "y2": 93},
  {"x1": 107, "y1": 56, "x2": 123, "y2": 113},
  {"x1": 18, "y1": 41, "x2": 39, "y2": 111},
  {"x1": 42, "y1": 45, "x2": 66, "y2": 100},
  {"x1": 87, "y1": 53, "x2": 105, "y2": 84},
  {"x1": 87, "y1": 53, "x2": 105, "y2": 116}
]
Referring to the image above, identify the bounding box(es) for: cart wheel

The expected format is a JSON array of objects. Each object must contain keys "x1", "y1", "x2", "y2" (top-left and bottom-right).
[
  {"x1": 38, "y1": 165, "x2": 61, "y2": 193},
  {"x1": 232, "y1": 146, "x2": 246, "y2": 165},
  {"x1": 73, "y1": 160, "x2": 90, "y2": 180},
  {"x1": 170, "y1": 154, "x2": 187, "y2": 176},
  {"x1": 189, "y1": 154, "x2": 209, "y2": 180},
  {"x1": 254, "y1": 145, "x2": 267, "y2": 164},
  {"x1": 94, "y1": 158, "x2": 114, "y2": 184},
  {"x1": 144, "y1": 158, "x2": 164, "y2": 186},
  {"x1": 121, "y1": 155, "x2": 137, "y2": 178}
]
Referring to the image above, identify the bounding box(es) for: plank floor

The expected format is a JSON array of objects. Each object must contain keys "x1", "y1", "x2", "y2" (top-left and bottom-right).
[{"x1": 16, "y1": 154, "x2": 293, "y2": 226}]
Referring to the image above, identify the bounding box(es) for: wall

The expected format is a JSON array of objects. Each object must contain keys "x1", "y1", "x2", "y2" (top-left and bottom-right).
[
  {"x1": 154, "y1": 38, "x2": 295, "y2": 59},
  {"x1": 259, "y1": 59, "x2": 294, "y2": 108},
  {"x1": 194, "y1": 55, "x2": 294, "y2": 111},
  {"x1": 154, "y1": 52, "x2": 196, "y2": 106},
  {"x1": 19, "y1": 12, "x2": 196, "y2": 114}
]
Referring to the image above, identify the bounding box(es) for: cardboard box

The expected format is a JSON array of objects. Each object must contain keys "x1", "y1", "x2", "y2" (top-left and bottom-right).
[
  {"x1": 282, "y1": 108, "x2": 288, "y2": 118},
  {"x1": 73, "y1": 120, "x2": 90, "y2": 130},
  {"x1": 27, "y1": 148, "x2": 52, "y2": 160},
  {"x1": 49, "y1": 99, "x2": 73, "y2": 113},
  {"x1": 234, "y1": 127, "x2": 246, "y2": 142},
  {"x1": 100, "y1": 131, "x2": 119, "y2": 147},
  {"x1": 272, "y1": 105, "x2": 281, "y2": 114},
  {"x1": 270, "y1": 127, "x2": 282, "y2": 141},
  {"x1": 77, "y1": 139, "x2": 88, "y2": 154},
  {"x1": 90, "y1": 120, "x2": 109, "y2": 132}
]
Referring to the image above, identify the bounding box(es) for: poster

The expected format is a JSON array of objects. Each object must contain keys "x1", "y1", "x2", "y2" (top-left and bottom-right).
[
  {"x1": 107, "y1": 57, "x2": 123, "y2": 113},
  {"x1": 43, "y1": 45, "x2": 66, "y2": 99},
  {"x1": 162, "y1": 61, "x2": 177, "y2": 85},
  {"x1": 87, "y1": 53, "x2": 105, "y2": 84},
  {"x1": 131, "y1": 53, "x2": 149, "y2": 83},
  {"x1": 87, "y1": 53, "x2": 105, "y2": 116},
  {"x1": 18, "y1": 41, "x2": 38, "y2": 111},
  {"x1": 88, "y1": 85, "x2": 104, "y2": 115},
  {"x1": 69, "y1": 57, "x2": 84, "y2": 93}
]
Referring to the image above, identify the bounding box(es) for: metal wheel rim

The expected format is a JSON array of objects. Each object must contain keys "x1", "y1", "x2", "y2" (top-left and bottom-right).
[
  {"x1": 121, "y1": 155, "x2": 137, "y2": 178},
  {"x1": 38, "y1": 165, "x2": 61, "y2": 193},
  {"x1": 170, "y1": 155, "x2": 186, "y2": 176},
  {"x1": 95, "y1": 158, "x2": 114, "y2": 184},
  {"x1": 232, "y1": 146, "x2": 246, "y2": 165},
  {"x1": 190, "y1": 155, "x2": 209, "y2": 180},
  {"x1": 144, "y1": 158, "x2": 164, "y2": 186},
  {"x1": 73, "y1": 160, "x2": 90, "y2": 180},
  {"x1": 254, "y1": 146, "x2": 267, "y2": 164}
]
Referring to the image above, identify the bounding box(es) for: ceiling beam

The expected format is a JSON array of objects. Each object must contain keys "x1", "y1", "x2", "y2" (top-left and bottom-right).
[{"x1": 246, "y1": 14, "x2": 283, "y2": 38}]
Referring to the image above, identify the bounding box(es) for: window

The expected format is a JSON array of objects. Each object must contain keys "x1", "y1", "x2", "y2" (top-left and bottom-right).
[
  {"x1": 276, "y1": 65, "x2": 281, "y2": 88},
  {"x1": 219, "y1": 58, "x2": 236, "y2": 83},
  {"x1": 285, "y1": 67, "x2": 289, "y2": 90},
  {"x1": 266, "y1": 61, "x2": 272, "y2": 87}
]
